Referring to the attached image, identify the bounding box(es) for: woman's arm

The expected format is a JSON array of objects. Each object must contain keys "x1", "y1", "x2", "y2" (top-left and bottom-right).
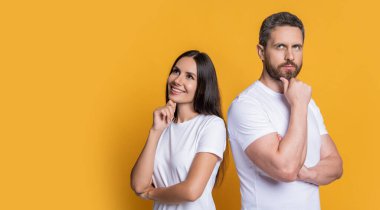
[
  {"x1": 143, "y1": 152, "x2": 219, "y2": 204},
  {"x1": 130, "y1": 101, "x2": 176, "y2": 194},
  {"x1": 130, "y1": 128, "x2": 163, "y2": 194}
]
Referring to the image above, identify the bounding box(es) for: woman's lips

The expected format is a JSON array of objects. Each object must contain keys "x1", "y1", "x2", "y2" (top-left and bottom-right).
[{"x1": 170, "y1": 86, "x2": 185, "y2": 95}]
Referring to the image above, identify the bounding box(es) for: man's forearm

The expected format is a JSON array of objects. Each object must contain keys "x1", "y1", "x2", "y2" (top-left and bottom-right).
[
  {"x1": 277, "y1": 105, "x2": 308, "y2": 172},
  {"x1": 298, "y1": 155, "x2": 343, "y2": 185}
]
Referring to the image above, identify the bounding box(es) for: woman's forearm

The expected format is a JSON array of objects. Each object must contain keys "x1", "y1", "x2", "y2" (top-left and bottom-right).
[
  {"x1": 131, "y1": 128, "x2": 163, "y2": 194},
  {"x1": 148, "y1": 181, "x2": 198, "y2": 204}
]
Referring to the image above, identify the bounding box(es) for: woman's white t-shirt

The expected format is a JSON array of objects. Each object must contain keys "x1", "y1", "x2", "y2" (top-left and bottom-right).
[{"x1": 152, "y1": 114, "x2": 226, "y2": 210}]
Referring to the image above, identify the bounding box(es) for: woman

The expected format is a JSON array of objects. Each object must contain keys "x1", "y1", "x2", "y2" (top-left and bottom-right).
[{"x1": 131, "y1": 50, "x2": 227, "y2": 210}]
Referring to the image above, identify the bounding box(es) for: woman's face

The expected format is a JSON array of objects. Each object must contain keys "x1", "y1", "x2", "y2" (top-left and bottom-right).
[{"x1": 167, "y1": 56, "x2": 197, "y2": 105}]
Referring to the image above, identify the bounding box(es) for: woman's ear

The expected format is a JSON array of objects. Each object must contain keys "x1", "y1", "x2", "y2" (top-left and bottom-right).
[{"x1": 257, "y1": 44, "x2": 265, "y2": 61}]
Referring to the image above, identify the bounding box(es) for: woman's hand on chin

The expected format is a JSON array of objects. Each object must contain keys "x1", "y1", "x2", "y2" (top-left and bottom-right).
[{"x1": 152, "y1": 100, "x2": 177, "y2": 131}]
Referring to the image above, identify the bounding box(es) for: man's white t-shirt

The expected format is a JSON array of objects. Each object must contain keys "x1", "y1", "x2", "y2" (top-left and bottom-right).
[
  {"x1": 227, "y1": 81, "x2": 328, "y2": 210},
  {"x1": 153, "y1": 114, "x2": 226, "y2": 210}
]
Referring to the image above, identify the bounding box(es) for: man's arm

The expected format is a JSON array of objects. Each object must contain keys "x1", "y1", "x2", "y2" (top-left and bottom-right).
[
  {"x1": 245, "y1": 78, "x2": 311, "y2": 182},
  {"x1": 141, "y1": 152, "x2": 219, "y2": 204},
  {"x1": 245, "y1": 111, "x2": 307, "y2": 182},
  {"x1": 297, "y1": 134, "x2": 343, "y2": 185}
]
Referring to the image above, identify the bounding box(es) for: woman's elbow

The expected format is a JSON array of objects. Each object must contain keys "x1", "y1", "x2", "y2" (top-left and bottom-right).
[
  {"x1": 131, "y1": 181, "x2": 150, "y2": 195},
  {"x1": 184, "y1": 184, "x2": 203, "y2": 202},
  {"x1": 131, "y1": 184, "x2": 144, "y2": 195}
]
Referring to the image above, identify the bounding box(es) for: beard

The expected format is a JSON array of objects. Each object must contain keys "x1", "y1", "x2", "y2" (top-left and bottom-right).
[{"x1": 264, "y1": 59, "x2": 302, "y2": 81}]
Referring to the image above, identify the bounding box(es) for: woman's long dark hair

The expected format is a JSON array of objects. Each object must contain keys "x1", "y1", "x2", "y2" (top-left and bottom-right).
[{"x1": 165, "y1": 50, "x2": 228, "y2": 187}]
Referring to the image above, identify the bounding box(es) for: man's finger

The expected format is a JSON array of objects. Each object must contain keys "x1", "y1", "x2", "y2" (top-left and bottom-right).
[{"x1": 279, "y1": 77, "x2": 289, "y2": 93}]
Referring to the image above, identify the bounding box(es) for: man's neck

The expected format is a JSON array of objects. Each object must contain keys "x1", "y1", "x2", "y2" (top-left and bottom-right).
[{"x1": 259, "y1": 70, "x2": 284, "y2": 93}]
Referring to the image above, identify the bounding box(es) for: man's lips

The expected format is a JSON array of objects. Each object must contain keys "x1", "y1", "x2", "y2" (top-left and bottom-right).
[
  {"x1": 279, "y1": 62, "x2": 297, "y2": 68},
  {"x1": 280, "y1": 64, "x2": 296, "y2": 70},
  {"x1": 281, "y1": 64, "x2": 295, "y2": 68}
]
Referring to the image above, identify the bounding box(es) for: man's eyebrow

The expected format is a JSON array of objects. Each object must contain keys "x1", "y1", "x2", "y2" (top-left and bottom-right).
[{"x1": 272, "y1": 42, "x2": 303, "y2": 47}]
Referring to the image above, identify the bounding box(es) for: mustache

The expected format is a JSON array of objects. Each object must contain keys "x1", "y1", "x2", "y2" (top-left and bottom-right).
[{"x1": 279, "y1": 61, "x2": 297, "y2": 68}]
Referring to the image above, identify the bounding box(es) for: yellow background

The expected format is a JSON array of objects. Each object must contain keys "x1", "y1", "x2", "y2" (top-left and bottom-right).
[{"x1": 1, "y1": 0, "x2": 379, "y2": 209}]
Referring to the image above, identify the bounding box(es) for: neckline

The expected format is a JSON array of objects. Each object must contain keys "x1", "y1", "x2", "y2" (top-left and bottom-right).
[
  {"x1": 172, "y1": 114, "x2": 202, "y2": 126},
  {"x1": 256, "y1": 80, "x2": 283, "y2": 98}
]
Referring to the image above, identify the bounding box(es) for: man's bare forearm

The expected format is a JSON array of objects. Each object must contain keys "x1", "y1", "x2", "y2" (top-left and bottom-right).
[
  {"x1": 298, "y1": 155, "x2": 343, "y2": 185},
  {"x1": 277, "y1": 104, "x2": 308, "y2": 171}
]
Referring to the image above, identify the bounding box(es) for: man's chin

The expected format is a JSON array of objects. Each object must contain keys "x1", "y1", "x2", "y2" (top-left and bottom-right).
[
  {"x1": 283, "y1": 74, "x2": 294, "y2": 80},
  {"x1": 281, "y1": 70, "x2": 300, "y2": 80},
  {"x1": 272, "y1": 74, "x2": 295, "y2": 81}
]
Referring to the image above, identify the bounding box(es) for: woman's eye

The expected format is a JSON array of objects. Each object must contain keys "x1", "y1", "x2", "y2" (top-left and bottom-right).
[
  {"x1": 172, "y1": 69, "x2": 180, "y2": 74},
  {"x1": 186, "y1": 74, "x2": 194, "y2": 80}
]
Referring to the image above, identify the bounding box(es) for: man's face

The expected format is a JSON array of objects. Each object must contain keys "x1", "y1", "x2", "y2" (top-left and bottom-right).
[{"x1": 261, "y1": 26, "x2": 304, "y2": 80}]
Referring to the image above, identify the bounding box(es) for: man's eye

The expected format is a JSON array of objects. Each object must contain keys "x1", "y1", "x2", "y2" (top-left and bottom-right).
[
  {"x1": 277, "y1": 45, "x2": 285, "y2": 49},
  {"x1": 294, "y1": 45, "x2": 302, "y2": 50}
]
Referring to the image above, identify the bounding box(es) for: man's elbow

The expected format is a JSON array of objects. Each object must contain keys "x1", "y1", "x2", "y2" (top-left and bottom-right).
[
  {"x1": 336, "y1": 158, "x2": 344, "y2": 180},
  {"x1": 329, "y1": 155, "x2": 343, "y2": 181},
  {"x1": 271, "y1": 161, "x2": 301, "y2": 182},
  {"x1": 276, "y1": 167, "x2": 299, "y2": 182},
  {"x1": 267, "y1": 156, "x2": 303, "y2": 182}
]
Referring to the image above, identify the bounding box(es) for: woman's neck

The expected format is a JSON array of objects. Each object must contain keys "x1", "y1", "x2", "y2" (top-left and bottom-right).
[{"x1": 175, "y1": 103, "x2": 199, "y2": 123}]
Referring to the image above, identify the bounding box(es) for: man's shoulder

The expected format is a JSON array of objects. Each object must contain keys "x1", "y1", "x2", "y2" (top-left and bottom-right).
[
  {"x1": 232, "y1": 82, "x2": 258, "y2": 100},
  {"x1": 308, "y1": 98, "x2": 322, "y2": 114},
  {"x1": 230, "y1": 81, "x2": 262, "y2": 106},
  {"x1": 228, "y1": 83, "x2": 267, "y2": 122}
]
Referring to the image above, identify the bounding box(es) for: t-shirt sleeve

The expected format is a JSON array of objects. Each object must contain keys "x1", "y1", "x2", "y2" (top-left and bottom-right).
[
  {"x1": 196, "y1": 117, "x2": 226, "y2": 159},
  {"x1": 227, "y1": 98, "x2": 276, "y2": 151},
  {"x1": 309, "y1": 99, "x2": 328, "y2": 135}
]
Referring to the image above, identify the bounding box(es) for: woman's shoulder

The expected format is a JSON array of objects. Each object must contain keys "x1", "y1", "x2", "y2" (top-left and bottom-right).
[{"x1": 198, "y1": 114, "x2": 226, "y2": 127}]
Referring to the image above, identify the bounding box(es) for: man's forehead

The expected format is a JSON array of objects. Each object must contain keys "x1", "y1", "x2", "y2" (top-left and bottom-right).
[{"x1": 268, "y1": 26, "x2": 303, "y2": 44}]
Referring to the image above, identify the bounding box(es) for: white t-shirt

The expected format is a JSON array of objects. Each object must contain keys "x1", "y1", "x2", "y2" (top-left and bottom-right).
[
  {"x1": 227, "y1": 81, "x2": 328, "y2": 210},
  {"x1": 153, "y1": 114, "x2": 226, "y2": 210}
]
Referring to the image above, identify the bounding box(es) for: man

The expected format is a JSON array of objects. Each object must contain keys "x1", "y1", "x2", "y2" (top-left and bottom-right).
[{"x1": 227, "y1": 12, "x2": 343, "y2": 210}]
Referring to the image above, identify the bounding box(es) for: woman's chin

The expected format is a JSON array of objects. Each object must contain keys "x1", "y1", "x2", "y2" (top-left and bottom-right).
[{"x1": 168, "y1": 96, "x2": 178, "y2": 103}]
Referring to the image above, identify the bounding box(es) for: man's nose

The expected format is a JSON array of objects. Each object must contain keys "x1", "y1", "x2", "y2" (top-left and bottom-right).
[{"x1": 285, "y1": 49, "x2": 294, "y2": 61}]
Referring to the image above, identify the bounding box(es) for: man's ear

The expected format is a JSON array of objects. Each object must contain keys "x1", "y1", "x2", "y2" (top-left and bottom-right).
[{"x1": 257, "y1": 44, "x2": 265, "y2": 61}]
